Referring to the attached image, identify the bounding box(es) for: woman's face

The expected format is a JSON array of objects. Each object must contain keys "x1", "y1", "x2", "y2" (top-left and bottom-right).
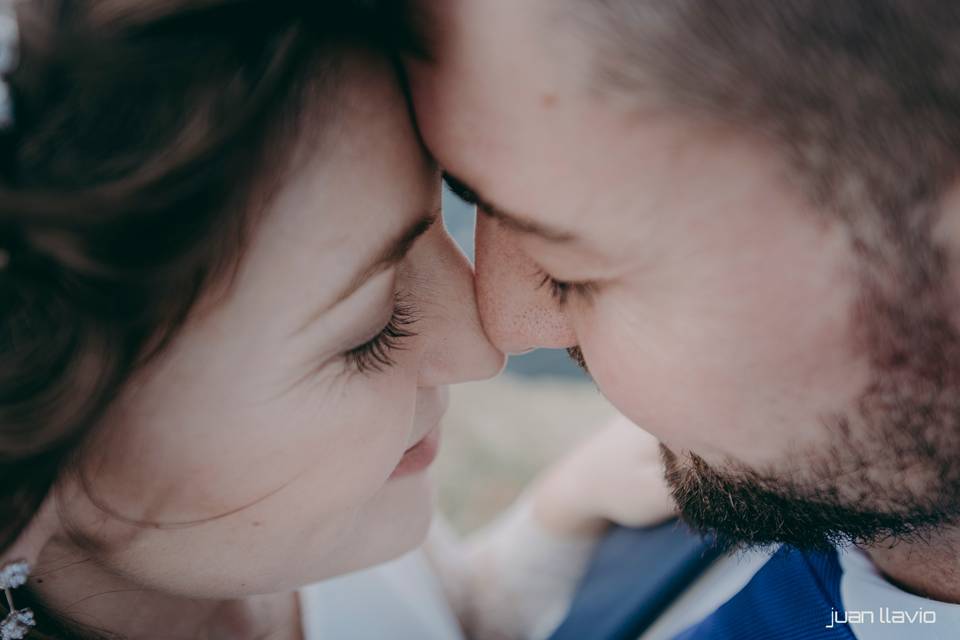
[{"x1": 46, "y1": 52, "x2": 504, "y2": 598}]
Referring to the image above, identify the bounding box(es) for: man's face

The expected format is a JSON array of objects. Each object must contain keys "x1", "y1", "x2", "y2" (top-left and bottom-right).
[{"x1": 407, "y1": 0, "x2": 960, "y2": 549}]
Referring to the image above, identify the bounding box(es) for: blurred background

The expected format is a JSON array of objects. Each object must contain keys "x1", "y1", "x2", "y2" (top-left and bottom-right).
[{"x1": 435, "y1": 187, "x2": 617, "y2": 533}]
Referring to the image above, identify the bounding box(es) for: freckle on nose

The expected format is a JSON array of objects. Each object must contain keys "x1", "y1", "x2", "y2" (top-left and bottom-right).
[{"x1": 541, "y1": 93, "x2": 557, "y2": 108}]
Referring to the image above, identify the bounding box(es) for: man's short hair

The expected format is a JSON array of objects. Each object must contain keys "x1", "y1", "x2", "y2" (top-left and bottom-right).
[{"x1": 576, "y1": 1, "x2": 960, "y2": 239}]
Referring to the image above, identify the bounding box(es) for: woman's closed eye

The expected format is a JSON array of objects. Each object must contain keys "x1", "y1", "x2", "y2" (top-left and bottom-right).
[
  {"x1": 344, "y1": 295, "x2": 419, "y2": 373},
  {"x1": 535, "y1": 269, "x2": 596, "y2": 307}
]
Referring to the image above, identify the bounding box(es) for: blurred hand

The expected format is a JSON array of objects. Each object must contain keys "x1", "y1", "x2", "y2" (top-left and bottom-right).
[{"x1": 530, "y1": 413, "x2": 677, "y2": 536}]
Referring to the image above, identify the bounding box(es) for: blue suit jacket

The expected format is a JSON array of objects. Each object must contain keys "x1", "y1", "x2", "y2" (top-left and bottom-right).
[{"x1": 550, "y1": 523, "x2": 853, "y2": 640}]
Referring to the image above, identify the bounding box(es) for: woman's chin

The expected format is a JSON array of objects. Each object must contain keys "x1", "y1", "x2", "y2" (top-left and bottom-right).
[
  {"x1": 310, "y1": 472, "x2": 436, "y2": 580},
  {"x1": 372, "y1": 472, "x2": 436, "y2": 560},
  {"x1": 379, "y1": 470, "x2": 436, "y2": 550}
]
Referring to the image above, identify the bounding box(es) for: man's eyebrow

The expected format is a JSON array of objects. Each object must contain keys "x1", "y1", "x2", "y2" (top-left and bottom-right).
[
  {"x1": 443, "y1": 173, "x2": 577, "y2": 243},
  {"x1": 294, "y1": 210, "x2": 439, "y2": 335}
]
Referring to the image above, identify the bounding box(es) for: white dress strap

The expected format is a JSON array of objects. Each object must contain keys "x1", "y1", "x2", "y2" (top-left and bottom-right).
[{"x1": 299, "y1": 549, "x2": 465, "y2": 640}]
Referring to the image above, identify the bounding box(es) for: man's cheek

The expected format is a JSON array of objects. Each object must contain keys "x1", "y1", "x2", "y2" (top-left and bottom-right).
[
  {"x1": 576, "y1": 316, "x2": 657, "y2": 430},
  {"x1": 577, "y1": 310, "x2": 717, "y2": 457}
]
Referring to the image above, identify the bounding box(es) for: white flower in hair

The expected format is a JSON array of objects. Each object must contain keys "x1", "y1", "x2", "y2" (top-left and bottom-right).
[
  {"x1": 0, "y1": 560, "x2": 34, "y2": 640},
  {"x1": 0, "y1": 561, "x2": 27, "y2": 591},
  {"x1": 0, "y1": 608, "x2": 34, "y2": 640}
]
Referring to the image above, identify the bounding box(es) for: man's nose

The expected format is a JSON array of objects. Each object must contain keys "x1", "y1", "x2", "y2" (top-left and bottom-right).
[{"x1": 474, "y1": 214, "x2": 577, "y2": 354}]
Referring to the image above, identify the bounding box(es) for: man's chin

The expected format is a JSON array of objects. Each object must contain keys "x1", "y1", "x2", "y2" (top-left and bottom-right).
[{"x1": 658, "y1": 444, "x2": 949, "y2": 553}]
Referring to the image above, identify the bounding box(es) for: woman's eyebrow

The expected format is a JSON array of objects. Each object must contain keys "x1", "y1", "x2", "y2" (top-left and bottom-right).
[
  {"x1": 354, "y1": 209, "x2": 439, "y2": 285},
  {"x1": 293, "y1": 209, "x2": 439, "y2": 336}
]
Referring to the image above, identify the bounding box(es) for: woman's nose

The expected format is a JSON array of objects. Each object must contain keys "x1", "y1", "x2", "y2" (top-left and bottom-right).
[
  {"x1": 417, "y1": 225, "x2": 506, "y2": 387},
  {"x1": 473, "y1": 214, "x2": 577, "y2": 354}
]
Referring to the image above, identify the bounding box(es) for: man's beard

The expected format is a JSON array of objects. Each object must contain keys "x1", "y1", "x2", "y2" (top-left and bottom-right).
[
  {"x1": 659, "y1": 247, "x2": 960, "y2": 553},
  {"x1": 567, "y1": 345, "x2": 589, "y2": 374},
  {"x1": 660, "y1": 441, "x2": 958, "y2": 553}
]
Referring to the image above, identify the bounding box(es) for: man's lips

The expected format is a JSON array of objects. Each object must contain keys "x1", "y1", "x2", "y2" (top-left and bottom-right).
[{"x1": 390, "y1": 425, "x2": 441, "y2": 478}]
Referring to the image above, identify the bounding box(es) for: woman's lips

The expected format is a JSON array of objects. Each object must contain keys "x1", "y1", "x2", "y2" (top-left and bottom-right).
[{"x1": 390, "y1": 426, "x2": 441, "y2": 478}]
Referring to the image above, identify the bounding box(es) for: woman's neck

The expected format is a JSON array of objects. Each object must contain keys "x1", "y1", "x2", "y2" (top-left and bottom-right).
[{"x1": 30, "y1": 538, "x2": 303, "y2": 640}]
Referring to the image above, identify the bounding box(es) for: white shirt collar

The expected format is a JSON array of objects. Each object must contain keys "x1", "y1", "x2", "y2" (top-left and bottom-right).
[{"x1": 836, "y1": 545, "x2": 960, "y2": 640}]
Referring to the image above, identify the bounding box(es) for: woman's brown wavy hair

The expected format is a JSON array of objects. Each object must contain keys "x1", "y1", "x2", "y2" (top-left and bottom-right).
[{"x1": 0, "y1": 0, "x2": 415, "y2": 636}]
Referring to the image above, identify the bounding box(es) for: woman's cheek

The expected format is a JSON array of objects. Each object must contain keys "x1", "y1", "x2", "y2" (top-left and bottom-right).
[{"x1": 329, "y1": 370, "x2": 420, "y2": 486}]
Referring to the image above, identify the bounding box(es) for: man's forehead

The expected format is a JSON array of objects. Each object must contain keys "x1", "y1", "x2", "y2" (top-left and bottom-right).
[
  {"x1": 406, "y1": 0, "x2": 769, "y2": 260},
  {"x1": 407, "y1": 3, "x2": 592, "y2": 170},
  {"x1": 410, "y1": 0, "x2": 572, "y2": 72}
]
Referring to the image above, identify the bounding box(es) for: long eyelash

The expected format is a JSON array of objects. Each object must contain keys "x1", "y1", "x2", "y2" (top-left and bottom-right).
[
  {"x1": 536, "y1": 270, "x2": 594, "y2": 307},
  {"x1": 538, "y1": 272, "x2": 572, "y2": 305},
  {"x1": 345, "y1": 298, "x2": 419, "y2": 373}
]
